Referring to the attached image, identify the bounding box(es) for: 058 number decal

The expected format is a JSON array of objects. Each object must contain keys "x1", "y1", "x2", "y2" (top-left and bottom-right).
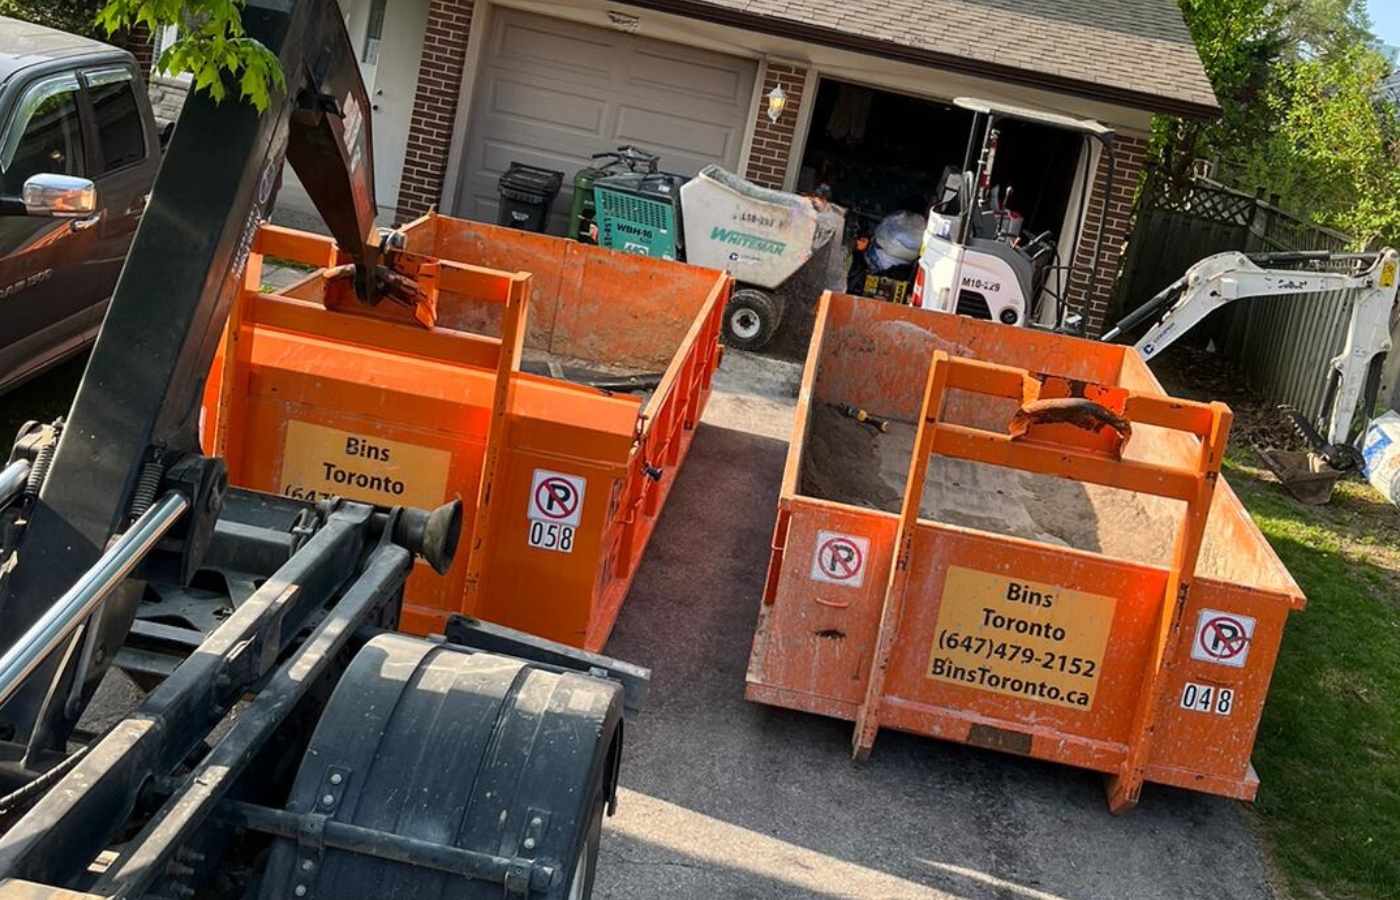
[
  {"x1": 528, "y1": 520, "x2": 575, "y2": 553},
  {"x1": 1180, "y1": 681, "x2": 1234, "y2": 716}
]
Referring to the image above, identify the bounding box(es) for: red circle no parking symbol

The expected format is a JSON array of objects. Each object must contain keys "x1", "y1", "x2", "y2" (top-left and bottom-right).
[
  {"x1": 1190, "y1": 608, "x2": 1255, "y2": 669},
  {"x1": 818, "y1": 537, "x2": 862, "y2": 581},
  {"x1": 1198, "y1": 616, "x2": 1248, "y2": 660},
  {"x1": 533, "y1": 477, "x2": 580, "y2": 522}
]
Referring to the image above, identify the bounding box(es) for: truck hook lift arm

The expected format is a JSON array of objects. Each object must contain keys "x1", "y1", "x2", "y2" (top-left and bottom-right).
[{"x1": 0, "y1": 0, "x2": 394, "y2": 760}]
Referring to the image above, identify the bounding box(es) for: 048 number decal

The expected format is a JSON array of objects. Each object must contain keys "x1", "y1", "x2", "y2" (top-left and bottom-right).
[{"x1": 1180, "y1": 681, "x2": 1234, "y2": 716}]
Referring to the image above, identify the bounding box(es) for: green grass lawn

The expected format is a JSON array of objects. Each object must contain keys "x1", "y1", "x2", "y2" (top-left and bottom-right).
[{"x1": 1228, "y1": 454, "x2": 1400, "y2": 900}]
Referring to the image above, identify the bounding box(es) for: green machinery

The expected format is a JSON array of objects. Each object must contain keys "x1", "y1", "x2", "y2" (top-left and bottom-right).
[
  {"x1": 568, "y1": 146, "x2": 659, "y2": 243},
  {"x1": 593, "y1": 171, "x2": 688, "y2": 260}
]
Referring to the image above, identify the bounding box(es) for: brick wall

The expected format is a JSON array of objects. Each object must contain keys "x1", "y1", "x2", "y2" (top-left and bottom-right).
[
  {"x1": 124, "y1": 24, "x2": 154, "y2": 82},
  {"x1": 744, "y1": 62, "x2": 807, "y2": 189},
  {"x1": 396, "y1": 0, "x2": 475, "y2": 223},
  {"x1": 128, "y1": 23, "x2": 188, "y2": 126},
  {"x1": 1067, "y1": 134, "x2": 1149, "y2": 337}
]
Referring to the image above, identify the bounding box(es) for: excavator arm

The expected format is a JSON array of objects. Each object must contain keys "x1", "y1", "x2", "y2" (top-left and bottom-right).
[{"x1": 1104, "y1": 248, "x2": 1399, "y2": 457}]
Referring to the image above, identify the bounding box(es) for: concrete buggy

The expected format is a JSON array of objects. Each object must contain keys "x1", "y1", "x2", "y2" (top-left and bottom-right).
[{"x1": 679, "y1": 166, "x2": 847, "y2": 355}]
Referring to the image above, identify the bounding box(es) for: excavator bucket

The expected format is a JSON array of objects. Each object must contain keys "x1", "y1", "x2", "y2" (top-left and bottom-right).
[{"x1": 1258, "y1": 448, "x2": 1345, "y2": 505}]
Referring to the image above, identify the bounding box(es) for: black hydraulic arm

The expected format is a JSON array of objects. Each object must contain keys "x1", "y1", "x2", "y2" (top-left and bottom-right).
[
  {"x1": 0, "y1": 0, "x2": 381, "y2": 758},
  {"x1": 1100, "y1": 277, "x2": 1186, "y2": 343}
]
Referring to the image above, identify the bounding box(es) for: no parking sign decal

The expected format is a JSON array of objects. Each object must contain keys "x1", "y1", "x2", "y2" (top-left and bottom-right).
[
  {"x1": 810, "y1": 531, "x2": 870, "y2": 588},
  {"x1": 1190, "y1": 609, "x2": 1256, "y2": 668},
  {"x1": 527, "y1": 469, "x2": 586, "y2": 553}
]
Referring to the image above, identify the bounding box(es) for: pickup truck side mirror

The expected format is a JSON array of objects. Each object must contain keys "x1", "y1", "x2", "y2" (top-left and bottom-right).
[{"x1": 0, "y1": 173, "x2": 97, "y2": 218}]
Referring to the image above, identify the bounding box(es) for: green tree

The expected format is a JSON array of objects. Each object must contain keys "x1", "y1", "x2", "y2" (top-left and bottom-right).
[
  {"x1": 0, "y1": 0, "x2": 106, "y2": 37},
  {"x1": 1239, "y1": 44, "x2": 1400, "y2": 244},
  {"x1": 1279, "y1": 0, "x2": 1373, "y2": 58},
  {"x1": 1153, "y1": 0, "x2": 1400, "y2": 247},
  {"x1": 97, "y1": 0, "x2": 284, "y2": 112},
  {"x1": 1151, "y1": 0, "x2": 1288, "y2": 184}
]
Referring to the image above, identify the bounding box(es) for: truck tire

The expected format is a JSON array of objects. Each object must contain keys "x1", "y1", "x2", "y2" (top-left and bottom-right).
[
  {"x1": 723, "y1": 288, "x2": 782, "y2": 351},
  {"x1": 259, "y1": 633, "x2": 624, "y2": 900}
]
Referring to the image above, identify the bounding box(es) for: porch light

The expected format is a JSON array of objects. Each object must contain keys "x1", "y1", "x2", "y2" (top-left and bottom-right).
[{"x1": 766, "y1": 85, "x2": 787, "y2": 123}]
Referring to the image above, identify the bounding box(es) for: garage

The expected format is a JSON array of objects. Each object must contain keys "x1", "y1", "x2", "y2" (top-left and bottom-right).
[
  {"x1": 796, "y1": 77, "x2": 1092, "y2": 322},
  {"x1": 798, "y1": 78, "x2": 1085, "y2": 244},
  {"x1": 454, "y1": 9, "x2": 759, "y2": 232}
]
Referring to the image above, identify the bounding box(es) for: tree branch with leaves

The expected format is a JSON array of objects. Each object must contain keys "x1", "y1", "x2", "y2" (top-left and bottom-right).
[
  {"x1": 0, "y1": 0, "x2": 106, "y2": 37},
  {"x1": 1152, "y1": 0, "x2": 1400, "y2": 247},
  {"x1": 97, "y1": 0, "x2": 286, "y2": 112}
]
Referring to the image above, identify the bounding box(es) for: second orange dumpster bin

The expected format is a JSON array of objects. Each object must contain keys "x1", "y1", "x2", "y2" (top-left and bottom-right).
[{"x1": 746, "y1": 292, "x2": 1305, "y2": 811}]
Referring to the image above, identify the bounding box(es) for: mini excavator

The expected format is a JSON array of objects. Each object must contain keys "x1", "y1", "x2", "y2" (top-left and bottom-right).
[{"x1": 1106, "y1": 248, "x2": 1400, "y2": 502}]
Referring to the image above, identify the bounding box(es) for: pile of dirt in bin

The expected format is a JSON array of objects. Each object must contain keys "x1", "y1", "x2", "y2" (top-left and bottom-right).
[{"x1": 800, "y1": 402, "x2": 1198, "y2": 568}]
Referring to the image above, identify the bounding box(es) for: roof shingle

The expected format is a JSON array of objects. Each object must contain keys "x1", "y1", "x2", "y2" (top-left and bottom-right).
[{"x1": 638, "y1": 0, "x2": 1220, "y2": 117}]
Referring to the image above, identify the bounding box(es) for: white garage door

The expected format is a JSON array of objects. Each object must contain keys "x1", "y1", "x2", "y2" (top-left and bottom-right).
[{"x1": 455, "y1": 9, "x2": 758, "y2": 232}]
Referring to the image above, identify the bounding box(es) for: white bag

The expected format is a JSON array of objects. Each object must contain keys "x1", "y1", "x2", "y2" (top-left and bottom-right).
[
  {"x1": 1362, "y1": 410, "x2": 1400, "y2": 506},
  {"x1": 871, "y1": 211, "x2": 925, "y2": 266}
]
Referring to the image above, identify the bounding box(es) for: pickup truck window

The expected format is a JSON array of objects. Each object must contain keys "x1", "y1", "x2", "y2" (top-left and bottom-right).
[
  {"x1": 0, "y1": 72, "x2": 86, "y2": 194},
  {"x1": 85, "y1": 67, "x2": 147, "y2": 174}
]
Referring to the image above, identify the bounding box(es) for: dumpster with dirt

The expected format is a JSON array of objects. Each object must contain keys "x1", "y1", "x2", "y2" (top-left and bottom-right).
[
  {"x1": 746, "y1": 293, "x2": 1305, "y2": 811},
  {"x1": 203, "y1": 214, "x2": 728, "y2": 649}
]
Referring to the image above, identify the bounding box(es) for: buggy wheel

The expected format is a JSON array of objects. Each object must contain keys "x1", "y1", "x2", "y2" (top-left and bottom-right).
[{"x1": 723, "y1": 288, "x2": 781, "y2": 351}]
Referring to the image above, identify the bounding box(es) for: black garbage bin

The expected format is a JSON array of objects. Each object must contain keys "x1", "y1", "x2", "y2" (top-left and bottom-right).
[{"x1": 496, "y1": 163, "x2": 564, "y2": 233}]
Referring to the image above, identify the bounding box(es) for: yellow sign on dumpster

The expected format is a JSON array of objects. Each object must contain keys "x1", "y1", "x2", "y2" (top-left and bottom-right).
[
  {"x1": 280, "y1": 420, "x2": 451, "y2": 508},
  {"x1": 926, "y1": 566, "x2": 1116, "y2": 710}
]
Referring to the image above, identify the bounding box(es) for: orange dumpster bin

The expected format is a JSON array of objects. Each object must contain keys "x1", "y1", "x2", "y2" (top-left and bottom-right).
[
  {"x1": 203, "y1": 213, "x2": 729, "y2": 649},
  {"x1": 745, "y1": 292, "x2": 1305, "y2": 811}
]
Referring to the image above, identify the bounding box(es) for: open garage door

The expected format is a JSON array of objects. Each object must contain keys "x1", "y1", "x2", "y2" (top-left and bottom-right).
[
  {"x1": 454, "y1": 9, "x2": 758, "y2": 233},
  {"x1": 799, "y1": 78, "x2": 1085, "y2": 243}
]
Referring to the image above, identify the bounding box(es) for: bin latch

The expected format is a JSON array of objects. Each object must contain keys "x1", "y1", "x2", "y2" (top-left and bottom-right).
[{"x1": 1010, "y1": 375, "x2": 1131, "y2": 457}]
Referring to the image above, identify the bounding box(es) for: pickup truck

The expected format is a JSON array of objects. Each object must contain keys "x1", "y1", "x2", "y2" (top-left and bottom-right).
[{"x1": 0, "y1": 17, "x2": 160, "y2": 393}]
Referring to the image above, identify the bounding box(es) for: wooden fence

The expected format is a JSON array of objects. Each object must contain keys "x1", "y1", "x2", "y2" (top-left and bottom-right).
[{"x1": 1112, "y1": 174, "x2": 1361, "y2": 428}]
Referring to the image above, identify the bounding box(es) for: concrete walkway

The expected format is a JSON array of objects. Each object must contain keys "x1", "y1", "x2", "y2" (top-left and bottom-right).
[
  {"x1": 261, "y1": 261, "x2": 315, "y2": 292},
  {"x1": 594, "y1": 350, "x2": 1276, "y2": 900}
]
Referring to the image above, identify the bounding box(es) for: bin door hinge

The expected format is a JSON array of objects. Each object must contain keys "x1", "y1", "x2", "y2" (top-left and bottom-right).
[{"x1": 762, "y1": 510, "x2": 792, "y2": 606}]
